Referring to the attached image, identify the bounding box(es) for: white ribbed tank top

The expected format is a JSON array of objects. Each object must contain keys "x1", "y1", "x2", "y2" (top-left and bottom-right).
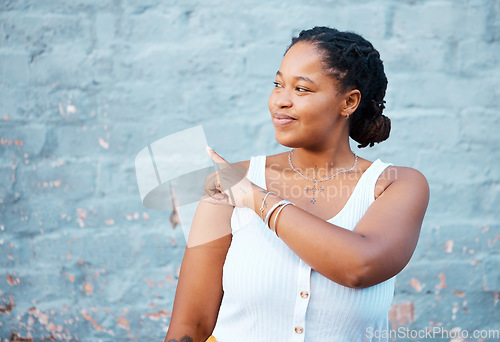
[{"x1": 212, "y1": 156, "x2": 394, "y2": 342}]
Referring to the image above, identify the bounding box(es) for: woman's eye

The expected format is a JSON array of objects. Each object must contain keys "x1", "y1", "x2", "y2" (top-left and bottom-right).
[
  {"x1": 296, "y1": 87, "x2": 309, "y2": 92},
  {"x1": 273, "y1": 82, "x2": 282, "y2": 88}
]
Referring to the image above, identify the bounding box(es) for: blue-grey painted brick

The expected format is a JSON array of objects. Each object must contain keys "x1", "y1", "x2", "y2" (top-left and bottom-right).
[
  {"x1": 98, "y1": 83, "x2": 188, "y2": 121},
  {"x1": 414, "y1": 223, "x2": 499, "y2": 261},
  {"x1": 424, "y1": 183, "x2": 500, "y2": 223},
  {"x1": 120, "y1": 11, "x2": 190, "y2": 43},
  {"x1": 7, "y1": 0, "x2": 118, "y2": 14},
  {"x1": 459, "y1": 108, "x2": 500, "y2": 146},
  {"x1": 381, "y1": 38, "x2": 462, "y2": 74},
  {"x1": 458, "y1": 40, "x2": 500, "y2": 75},
  {"x1": 29, "y1": 45, "x2": 94, "y2": 87},
  {"x1": 0, "y1": 124, "x2": 47, "y2": 158},
  {"x1": 393, "y1": 2, "x2": 489, "y2": 40},
  {"x1": 0, "y1": 52, "x2": 30, "y2": 85},
  {"x1": 0, "y1": 233, "x2": 34, "y2": 269},
  {"x1": 483, "y1": 258, "x2": 500, "y2": 291},
  {"x1": 0, "y1": 13, "x2": 90, "y2": 49},
  {"x1": 391, "y1": 113, "x2": 460, "y2": 151},
  {"x1": 417, "y1": 149, "x2": 499, "y2": 184},
  {"x1": 0, "y1": 165, "x2": 15, "y2": 195},
  {"x1": 485, "y1": 0, "x2": 500, "y2": 42},
  {"x1": 246, "y1": 44, "x2": 284, "y2": 77},
  {"x1": 95, "y1": 12, "x2": 116, "y2": 46},
  {"x1": 17, "y1": 160, "x2": 96, "y2": 200}
]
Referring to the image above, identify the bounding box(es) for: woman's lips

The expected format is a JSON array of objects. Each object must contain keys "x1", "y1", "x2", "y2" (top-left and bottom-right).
[{"x1": 272, "y1": 114, "x2": 296, "y2": 127}]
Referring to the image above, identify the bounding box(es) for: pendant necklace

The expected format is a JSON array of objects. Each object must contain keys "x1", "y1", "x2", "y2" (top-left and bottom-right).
[{"x1": 288, "y1": 149, "x2": 358, "y2": 204}]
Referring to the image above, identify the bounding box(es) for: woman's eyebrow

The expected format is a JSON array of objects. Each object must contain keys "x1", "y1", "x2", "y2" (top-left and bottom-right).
[{"x1": 276, "y1": 71, "x2": 315, "y2": 85}]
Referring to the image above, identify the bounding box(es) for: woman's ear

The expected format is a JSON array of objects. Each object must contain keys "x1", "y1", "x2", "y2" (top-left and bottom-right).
[{"x1": 341, "y1": 89, "x2": 361, "y2": 118}]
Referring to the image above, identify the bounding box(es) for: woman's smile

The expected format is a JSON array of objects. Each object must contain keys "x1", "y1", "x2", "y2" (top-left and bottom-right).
[{"x1": 272, "y1": 113, "x2": 297, "y2": 127}]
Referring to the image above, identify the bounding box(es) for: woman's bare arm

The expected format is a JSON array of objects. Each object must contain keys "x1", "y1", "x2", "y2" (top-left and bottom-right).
[
  {"x1": 256, "y1": 166, "x2": 429, "y2": 289},
  {"x1": 164, "y1": 200, "x2": 233, "y2": 342}
]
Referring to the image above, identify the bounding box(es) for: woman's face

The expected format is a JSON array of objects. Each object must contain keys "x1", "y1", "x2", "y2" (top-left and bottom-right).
[{"x1": 268, "y1": 42, "x2": 348, "y2": 149}]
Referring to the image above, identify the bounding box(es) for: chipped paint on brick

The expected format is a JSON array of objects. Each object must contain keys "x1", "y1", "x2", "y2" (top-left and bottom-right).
[
  {"x1": 98, "y1": 137, "x2": 109, "y2": 149},
  {"x1": 452, "y1": 303, "x2": 459, "y2": 320},
  {"x1": 8, "y1": 331, "x2": 33, "y2": 341},
  {"x1": 452, "y1": 291, "x2": 466, "y2": 298},
  {"x1": 7, "y1": 275, "x2": 20, "y2": 286},
  {"x1": 436, "y1": 273, "x2": 447, "y2": 290},
  {"x1": 488, "y1": 235, "x2": 500, "y2": 248},
  {"x1": 83, "y1": 283, "x2": 93, "y2": 295},
  {"x1": 143, "y1": 309, "x2": 171, "y2": 321},
  {"x1": 410, "y1": 278, "x2": 424, "y2": 292},
  {"x1": 445, "y1": 240, "x2": 454, "y2": 253},
  {"x1": 66, "y1": 104, "x2": 77, "y2": 114},
  {"x1": 81, "y1": 310, "x2": 104, "y2": 331},
  {"x1": 0, "y1": 296, "x2": 15, "y2": 314},
  {"x1": 76, "y1": 208, "x2": 86, "y2": 228},
  {"x1": 388, "y1": 302, "x2": 415, "y2": 329},
  {"x1": 117, "y1": 317, "x2": 130, "y2": 330}
]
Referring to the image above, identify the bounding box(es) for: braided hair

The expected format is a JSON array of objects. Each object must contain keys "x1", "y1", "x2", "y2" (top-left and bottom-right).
[{"x1": 288, "y1": 27, "x2": 390, "y2": 148}]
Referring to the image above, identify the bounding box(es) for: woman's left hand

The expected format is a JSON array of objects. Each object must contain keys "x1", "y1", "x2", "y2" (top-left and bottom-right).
[{"x1": 203, "y1": 146, "x2": 255, "y2": 208}]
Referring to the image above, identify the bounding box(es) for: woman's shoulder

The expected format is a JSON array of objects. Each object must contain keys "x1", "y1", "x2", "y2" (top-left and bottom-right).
[
  {"x1": 375, "y1": 162, "x2": 429, "y2": 200},
  {"x1": 233, "y1": 159, "x2": 250, "y2": 169},
  {"x1": 382, "y1": 164, "x2": 428, "y2": 185}
]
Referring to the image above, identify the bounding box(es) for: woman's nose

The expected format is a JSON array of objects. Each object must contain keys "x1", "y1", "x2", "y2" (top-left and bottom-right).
[{"x1": 274, "y1": 91, "x2": 292, "y2": 108}]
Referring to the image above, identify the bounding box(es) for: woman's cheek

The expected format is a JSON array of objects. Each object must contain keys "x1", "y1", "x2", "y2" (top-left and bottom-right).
[{"x1": 268, "y1": 92, "x2": 275, "y2": 111}]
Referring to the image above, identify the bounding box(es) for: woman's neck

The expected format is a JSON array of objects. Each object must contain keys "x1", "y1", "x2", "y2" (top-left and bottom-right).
[{"x1": 289, "y1": 144, "x2": 357, "y2": 176}]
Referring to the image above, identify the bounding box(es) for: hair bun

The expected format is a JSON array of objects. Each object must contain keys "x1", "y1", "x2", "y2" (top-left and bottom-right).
[{"x1": 350, "y1": 114, "x2": 391, "y2": 148}]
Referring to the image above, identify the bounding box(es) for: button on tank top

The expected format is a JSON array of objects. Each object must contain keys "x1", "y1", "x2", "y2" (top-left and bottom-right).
[{"x1": 212, "y1": 156, "x2": 394, "y2": 342}]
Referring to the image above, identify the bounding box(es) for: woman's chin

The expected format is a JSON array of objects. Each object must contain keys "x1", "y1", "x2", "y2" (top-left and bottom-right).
[{"x1": 274, "y1": 132, "x2": 301, "y2": 148}]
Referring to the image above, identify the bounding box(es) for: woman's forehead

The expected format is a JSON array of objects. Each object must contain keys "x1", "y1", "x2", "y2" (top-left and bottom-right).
[
  {"x1": 278, "y1": 42, "x2": 340, "y2": 88},
  {"x1": 279, "y1": 43, "x2": 325, "y2": 77}
]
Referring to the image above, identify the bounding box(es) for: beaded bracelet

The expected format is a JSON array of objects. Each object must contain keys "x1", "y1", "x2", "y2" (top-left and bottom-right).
[
  {"x1": 259, "y1": 191, "x2": 276, "y2": 220},
  {"x1": 273, "y1": 202, "x2": 295, "y2": 237},
  {"x1": 264, "y1": 200, "x2": 292, "y2": 229}
]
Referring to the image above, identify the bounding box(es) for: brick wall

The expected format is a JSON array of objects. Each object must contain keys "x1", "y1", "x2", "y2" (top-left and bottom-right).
[{"x1": 1, "y1": 0, "x2": 499, "y2": 340}]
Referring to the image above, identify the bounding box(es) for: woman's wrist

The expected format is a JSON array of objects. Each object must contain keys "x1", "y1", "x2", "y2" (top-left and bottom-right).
[{"x1": 250, "y1": 185, "x2": 284, "y2": 222}]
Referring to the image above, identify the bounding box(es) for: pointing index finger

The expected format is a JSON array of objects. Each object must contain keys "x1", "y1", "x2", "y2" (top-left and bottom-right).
[{"x1": 206, "y1": 146, "x2": 230, "y2": 168}]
